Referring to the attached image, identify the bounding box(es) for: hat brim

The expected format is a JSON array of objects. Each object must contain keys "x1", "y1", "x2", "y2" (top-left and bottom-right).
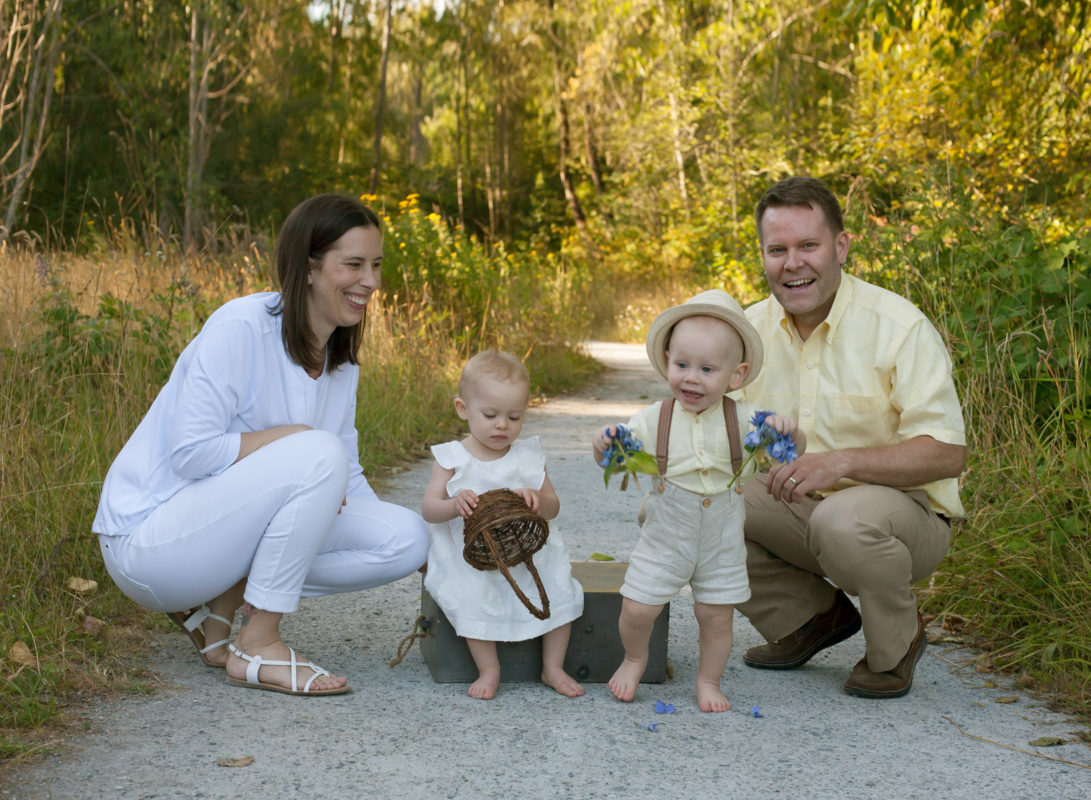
[{"x1": 645, "y1": 300, "x2": 764, "y2": 388}]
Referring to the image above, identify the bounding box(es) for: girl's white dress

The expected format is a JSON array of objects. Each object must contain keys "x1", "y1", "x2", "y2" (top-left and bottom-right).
[{"x1": 424, "y1": 437, "x2": 584, "y2": 641}]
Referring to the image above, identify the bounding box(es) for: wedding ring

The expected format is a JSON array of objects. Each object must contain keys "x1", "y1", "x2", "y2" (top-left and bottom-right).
[{"x1": 788, "y1": 476, "x2": 799, "y2": 485}]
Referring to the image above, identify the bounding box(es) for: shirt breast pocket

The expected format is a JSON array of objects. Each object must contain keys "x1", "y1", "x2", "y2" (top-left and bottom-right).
[{"x1": 828, "y1": 394, "x2": 898, "y2": 449}]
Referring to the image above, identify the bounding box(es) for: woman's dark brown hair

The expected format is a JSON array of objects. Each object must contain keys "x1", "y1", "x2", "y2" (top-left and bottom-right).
[{"x1": 271, "y1": 194, "x2": 381, "y2": 373}]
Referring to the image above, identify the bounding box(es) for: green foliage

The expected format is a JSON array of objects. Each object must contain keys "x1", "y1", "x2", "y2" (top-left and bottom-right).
[
  {"x1": 380, "y1": 195, "x2": 595, "y2": 353},
  {"x1": 847, "y1": 172, "x2": 1090, "y2": 429}
]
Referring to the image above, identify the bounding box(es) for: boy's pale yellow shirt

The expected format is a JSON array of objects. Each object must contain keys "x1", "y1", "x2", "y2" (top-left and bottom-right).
[
  {"x1": 628, "y1": 399, "x2": 756, "y2": 496},
  {"x1": 738, "y1": 272, "x2": 966, "y2": 519}
]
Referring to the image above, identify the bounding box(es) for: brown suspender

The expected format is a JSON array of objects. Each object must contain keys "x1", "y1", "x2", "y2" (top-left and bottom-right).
[{"x1": 654, "y1": 397, "x2": 743, "y2": 490}]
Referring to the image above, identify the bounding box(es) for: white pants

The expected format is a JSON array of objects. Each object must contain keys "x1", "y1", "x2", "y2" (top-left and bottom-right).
[{"x1": 98, "y1": 430, "x2": 429, "y2": 614}]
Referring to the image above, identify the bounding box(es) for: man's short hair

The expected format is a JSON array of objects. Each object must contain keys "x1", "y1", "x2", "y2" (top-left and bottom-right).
[
  {"x1": 458, "y1": 349, "x2": 530, "y2": 397},
  {"x1": 755, "y1": 176, "x2": 844, "y2": 243}
]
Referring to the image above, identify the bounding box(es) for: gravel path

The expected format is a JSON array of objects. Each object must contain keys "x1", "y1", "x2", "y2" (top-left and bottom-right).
[{"x1": 6, "y1": 341, "x2": 1089, "y2": 800}]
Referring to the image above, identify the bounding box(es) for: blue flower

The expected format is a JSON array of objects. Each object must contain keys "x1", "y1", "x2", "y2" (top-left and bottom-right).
[
  {"x1": 750, "y1": 705, "x2": 763, "y2": 718},
  {"x1": 749, "y1": 410, "x2": 773, "y2": 428},
  {"x1": 646, "y1": 722, "x2": 660, "y2": 732},
  {"x1": 654, "y1": 700, "x2": 676, "y2": 714},
  {"x1": 727, "y1": 410, "x2": 800, "y2": 492},
  {"x1": 601, "y1": 424, "x2": 657, "y2": 490}
]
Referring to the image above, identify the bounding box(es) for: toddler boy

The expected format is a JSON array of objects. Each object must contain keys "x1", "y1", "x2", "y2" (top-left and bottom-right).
[{"x1": 592, "y1": 290, "x2": 805, "y2": 711}]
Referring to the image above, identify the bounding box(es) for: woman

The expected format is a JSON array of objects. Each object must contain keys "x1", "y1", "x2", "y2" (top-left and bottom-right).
[{"x1": 93, "y1": 194, "x2": 429, "y2": 695}]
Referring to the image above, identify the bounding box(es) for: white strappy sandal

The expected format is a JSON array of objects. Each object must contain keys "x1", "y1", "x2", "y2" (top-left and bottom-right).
[
  {"x1": 166, "y1": 605, "x2": 233, "y2": 668},
  {"x1": 225, "y1": 643, "x2": 351, "y2": 696}
]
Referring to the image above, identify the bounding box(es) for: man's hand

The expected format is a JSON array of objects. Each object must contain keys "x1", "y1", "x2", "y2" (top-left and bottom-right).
[{"x1": 767, "y1": 435, "x2": 965, "y2": 503}]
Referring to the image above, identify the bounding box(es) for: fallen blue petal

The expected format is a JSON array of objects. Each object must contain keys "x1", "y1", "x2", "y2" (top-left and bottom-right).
[
  {"x1": 646, "y1": 722, "x2": 660, "y2": 732},
  {"x1": 750, "y1": 705, "x2": 763, "y2": 718},
  {"x1": 654, "y1": 700, "x2": 676, "y2": 714}
]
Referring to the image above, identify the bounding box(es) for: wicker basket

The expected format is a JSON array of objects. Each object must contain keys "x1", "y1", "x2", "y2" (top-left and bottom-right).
[{"x1": 462, "y1": 488, "x2": 551, "y2": 620}]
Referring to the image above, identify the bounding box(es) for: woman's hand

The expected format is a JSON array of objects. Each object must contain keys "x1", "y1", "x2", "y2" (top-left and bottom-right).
[{"x1": 236, "y1": 424, "x2": 313, "y2": 463}]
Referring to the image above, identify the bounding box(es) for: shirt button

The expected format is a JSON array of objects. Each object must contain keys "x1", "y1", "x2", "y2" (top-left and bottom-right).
[
  {"x1": 702, "y1": 498, "x2": 711, "y2": 508},
  {"x1": 803, "y1": 409, "x2": 812, "y2": 417},
  {"x1": 807, "y1": 362, "x2": 814, "y2": 369},
  {"x1": 695, "y1": 418, "x2": 701, "y2": 424},
  {"x1": 701, "y1": 469, "x2": 709, "y2": 476}
]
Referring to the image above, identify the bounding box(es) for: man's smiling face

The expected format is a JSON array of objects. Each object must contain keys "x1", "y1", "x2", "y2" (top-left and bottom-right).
[{"x1": 759, "y1": 203, "x2": 850, "y2": 340}]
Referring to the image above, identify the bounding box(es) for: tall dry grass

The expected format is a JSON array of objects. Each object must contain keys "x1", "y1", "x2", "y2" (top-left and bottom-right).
[{"x1": 0, "y1": 218, "x2": 600, "y2": 755}]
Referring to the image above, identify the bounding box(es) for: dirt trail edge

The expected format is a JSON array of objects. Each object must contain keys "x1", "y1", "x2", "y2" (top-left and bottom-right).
[{"x1": 7, "y1": 341, "x2": 1088, "y2": 800}]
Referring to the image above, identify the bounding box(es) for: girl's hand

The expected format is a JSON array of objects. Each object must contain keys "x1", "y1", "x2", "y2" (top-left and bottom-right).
[
  {"x1": 454, "y1": 489, "x2": 479, "y2": 518},
  {"x1": 515, "y1": 488, "x2": 541, "y2": 514}
]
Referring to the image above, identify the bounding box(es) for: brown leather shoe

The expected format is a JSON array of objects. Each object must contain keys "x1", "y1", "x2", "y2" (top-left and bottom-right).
[
  {"x1": 743, "y1": 589, "x2": 862, "y2": 669},
  {"x1": 842, "y1": 613, "x2": 926, "y2": 698}
]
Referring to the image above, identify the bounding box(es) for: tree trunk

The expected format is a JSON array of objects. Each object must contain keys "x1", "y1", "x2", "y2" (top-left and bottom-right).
[
  {"x1": 547, "y1": 0, "x2": 586, "y2": 231},
  {"x1": 184, "y1": 3, "x2": 207, "y2": 253},
  {"x1": 368, "y1": 0, "x2": 394, "y2": 195},
  {"x1": 1, "y1": 0, "x2": 62, "y2": 242}
]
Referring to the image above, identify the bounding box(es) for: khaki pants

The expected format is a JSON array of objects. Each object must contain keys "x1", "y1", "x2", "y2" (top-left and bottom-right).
[{"x1": 738, "y1": 473, "x2": 951, "y2": 672}]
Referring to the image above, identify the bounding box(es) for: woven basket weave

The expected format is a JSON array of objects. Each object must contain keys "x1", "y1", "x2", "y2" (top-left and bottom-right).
[{"x1": 462, "y1": 488, "x2": 551, "y2": 620}]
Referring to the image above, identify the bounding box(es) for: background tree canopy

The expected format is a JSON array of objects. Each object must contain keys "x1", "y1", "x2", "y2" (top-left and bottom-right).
[{"x1": 4, "y1": 0, "x2": 1089, "y2": 259}]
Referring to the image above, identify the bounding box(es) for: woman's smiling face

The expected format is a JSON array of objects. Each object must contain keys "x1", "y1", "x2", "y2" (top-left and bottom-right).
[{"x1": 305, "y1": 225, "x2": 383, "y2": 347}]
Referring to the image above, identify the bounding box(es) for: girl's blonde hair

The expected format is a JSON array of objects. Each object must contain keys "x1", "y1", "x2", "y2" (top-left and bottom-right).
[{"x1": 458, "y1": 349, "x2": 530, "y2": 397}]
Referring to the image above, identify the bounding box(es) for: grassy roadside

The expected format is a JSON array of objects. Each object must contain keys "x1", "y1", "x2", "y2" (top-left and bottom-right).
[{"x1": 0, "y1": 232, "x2": 601, "y2": 759}]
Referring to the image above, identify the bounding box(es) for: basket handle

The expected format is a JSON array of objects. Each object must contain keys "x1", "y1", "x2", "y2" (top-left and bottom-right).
[{"x1": 480, "y1": 528, "x2": 551, "y2": 620}]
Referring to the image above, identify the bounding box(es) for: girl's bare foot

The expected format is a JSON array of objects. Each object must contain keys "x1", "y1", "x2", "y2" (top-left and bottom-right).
[
  {"x1": 226, "y1": 637, "x2": 348, "y2": 693},
  {"x1": 542, "y1": 665, "x2": 585, "y2": 698},
  {"x1": 696, "y1": 679, "x2": 732, "y2": 712},
  {"x1": 469, "y1": 667, "x2": 500, "y2": 699},
  {"x1": 608, "y1": 656, "x2": 646, "y2": 702}
]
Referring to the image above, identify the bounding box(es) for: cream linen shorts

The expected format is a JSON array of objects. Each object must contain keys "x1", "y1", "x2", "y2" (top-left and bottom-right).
[{"x1": 622, "y1": 480, "x2": 750, "y2": 606}]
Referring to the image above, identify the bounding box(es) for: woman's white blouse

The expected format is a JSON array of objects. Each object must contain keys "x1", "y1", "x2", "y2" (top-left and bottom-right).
[{"x1": 93, "y1": 292, "x2": 372, "y2": 536}]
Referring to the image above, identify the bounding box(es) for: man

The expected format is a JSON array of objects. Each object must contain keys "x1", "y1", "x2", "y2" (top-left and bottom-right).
[{"x1": 736, "y1": 176, "x2": 966, "y2": 697}]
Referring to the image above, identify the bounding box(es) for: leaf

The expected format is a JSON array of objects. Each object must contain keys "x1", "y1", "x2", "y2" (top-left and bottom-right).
[
  {"x1": 993, "y1": 695, "x2": 1019, "y2": 704},
  {"x1": 10, "y1": 641, "x2": 37, "y2": 668},
  {"x1": 589, "y1": 552, "x2": 615, "y2": 561},
  {"x1": 217, "y1": 756, "x2": 255, "y2": 767},
  {"x1": 67, "y1": 577, "x2": 98, "y2": 593},
  {"x1": 626, "y1": 451, "x2": 659, "y2": 475},
  {"x1": 1027, "y1": 737, "x2": 1066, "y2": 748}
]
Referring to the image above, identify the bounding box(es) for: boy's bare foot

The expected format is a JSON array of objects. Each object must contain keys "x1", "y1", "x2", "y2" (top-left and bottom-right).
[
  {"x1": 542, "y1": 665, "x2": 585, "y2": 698},
  {"x1": 226, "y1": 638, "x2": 348, "y2": 693},
  {"x1": 608, "y1": 656, "x2": 647, "y2": 702},
  {"x1": 696, "y1": 679, "x2": 732, "y2": 712},
  {"x1": 469, "y1": 667, "x2": 500, "y2": 700}
]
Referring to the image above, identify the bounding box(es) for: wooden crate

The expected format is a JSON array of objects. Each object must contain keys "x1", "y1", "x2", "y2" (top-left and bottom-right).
[{"x1": 418, "y1": 561, "x2": 669, "y2": 684}]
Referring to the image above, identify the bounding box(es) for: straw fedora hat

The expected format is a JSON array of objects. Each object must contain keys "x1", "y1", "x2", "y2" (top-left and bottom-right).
[{"x1": 645, "y1": 289, "x2": 763, "y2": 388}]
